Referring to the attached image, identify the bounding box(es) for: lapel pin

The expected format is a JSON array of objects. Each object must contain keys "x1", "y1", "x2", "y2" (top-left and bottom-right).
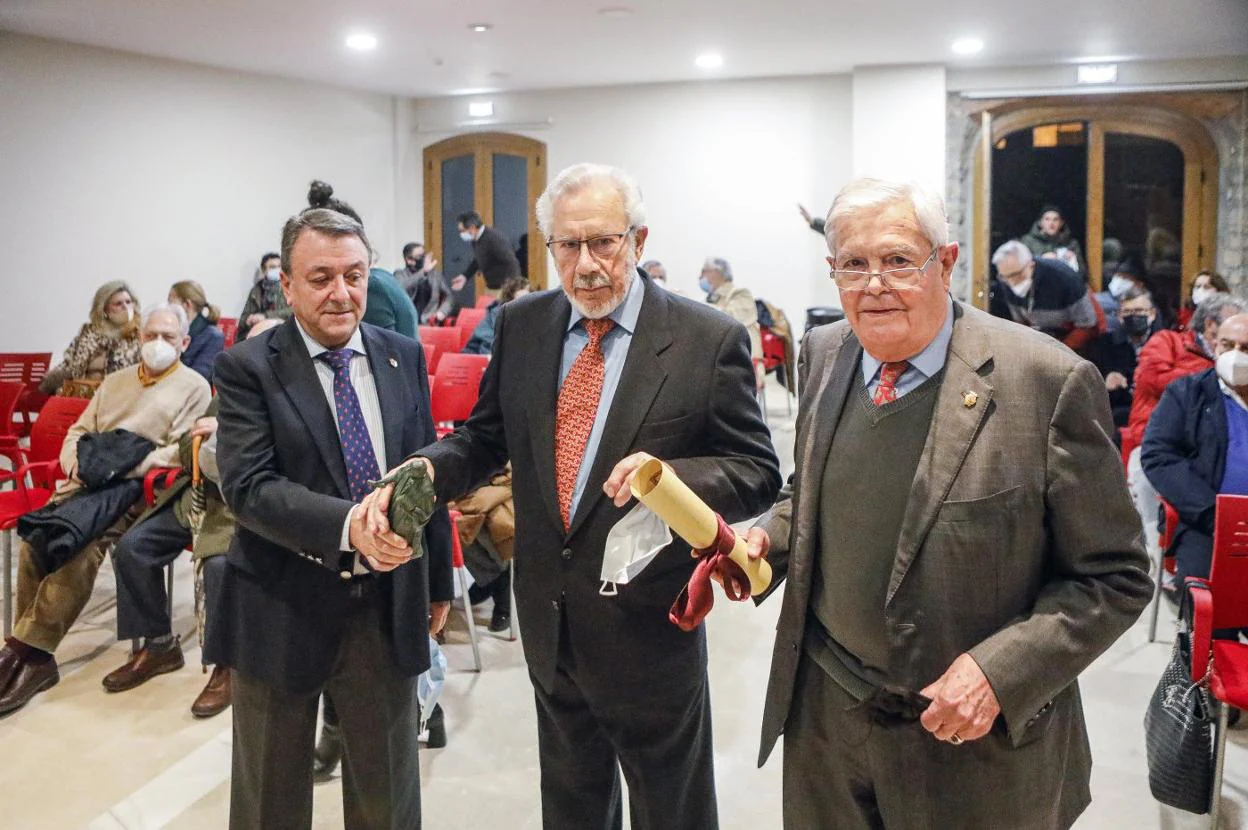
[
  {"x1": 962, "y1": 391, "x2": 978, "y2": 408},
  {"x1": 389, "y1": 357, "x2": 398, "y2": 368}
]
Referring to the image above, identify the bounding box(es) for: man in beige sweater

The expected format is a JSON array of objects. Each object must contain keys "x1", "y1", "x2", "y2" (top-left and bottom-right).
[
  {"x1": 0, "y1": 304, "x2": 210, "y2": 715},
  {"x1": 702, "y1": 257, "x2": 764, "y2": 387}
]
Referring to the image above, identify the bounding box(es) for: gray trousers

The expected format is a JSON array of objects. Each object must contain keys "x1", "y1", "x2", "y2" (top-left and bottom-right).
[{"x1": 229, "y1": 588, "x2": 421, "y2": 830}]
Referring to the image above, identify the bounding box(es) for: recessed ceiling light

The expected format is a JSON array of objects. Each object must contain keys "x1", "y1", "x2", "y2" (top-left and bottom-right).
[
  {"x1": 345, "y1": 32, "x2": 378, "y2": 51},
  {"x1": 469, "y1": 23, "x2": 492, "y2": 33},
  {"x1": 598, "y1": 6, "x2": 635, "y2": 18},
  {"x1": 951, "y1": 37, "x2": 983, "y2": 55},
  {"x1": 1076, "y1": 63, "x2": 1118, "y2": 85},
  {"x1": 695, "y1": 53, "x2": 723, "y2": 69},
  {"x1": 469, "y1": 101, "x2": 494, "y2": 118}
]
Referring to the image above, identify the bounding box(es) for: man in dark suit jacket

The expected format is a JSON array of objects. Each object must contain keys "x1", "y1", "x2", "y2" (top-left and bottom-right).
[
  {"x1": 450, "y1": 210, "x2": 521, "y2": 296},
  {"x1": 745, "y1": 179, "x2": 1151, "y2": 829},
  {"x1": 210, "y1": 202, "x2": 453, "y2": 830},
  {"x1": 364, "y1": 163, "x2": 781, "y2": 829}
]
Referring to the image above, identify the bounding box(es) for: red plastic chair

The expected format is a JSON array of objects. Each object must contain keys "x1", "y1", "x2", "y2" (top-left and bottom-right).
[
  {"x1": 219, "y1": 317, "x2": 239, "y2": 348},
  {"x1": 421, "y1": 344, "x2": 441, "y2": 377},
  {"x1": 430, "y1": 354, "x2": 489, "y2": 437},
  {"x1": 0, "y1": 381, "x2": 27, "y2": 473},
  {"x1": 419, "y1": 327, "x2": 460, "y2": 372},
  {"x1": 0, "y1": 353, "x2": 52, "y2": 437},
  {"x1": 760, "y1": 327, "x2": 793, "y2": 416},
  {"x1": 447, "y1": 508, "x2": 482, "y2": 671},
  {"x1": 475, "y1": 295, "x2": 496, "y2": 310},
  {"x1": 1186, "y1": 494, "x2": 1248, "y2": 826},
  {"x1": 1148, "y1": 501, "x2": 1182, "y2": 642},
  {"x1": 455, "y1": 308, "x2": 488, "y2": 349}
]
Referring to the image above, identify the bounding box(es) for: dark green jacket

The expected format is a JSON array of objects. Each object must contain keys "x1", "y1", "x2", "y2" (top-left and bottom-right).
[{"x1": 364, "y1": 268, "x2": 419, "y2": 338}]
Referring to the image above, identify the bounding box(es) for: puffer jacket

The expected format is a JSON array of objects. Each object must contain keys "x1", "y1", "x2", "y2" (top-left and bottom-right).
[{"x1": 1121, "y1": 328, "x2": 1214, "y2": 461}]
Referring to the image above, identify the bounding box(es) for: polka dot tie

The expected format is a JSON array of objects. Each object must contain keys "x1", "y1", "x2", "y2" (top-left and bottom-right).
[
  {"x1": 873, "y1": 361, "x2": 910, "y2": 406},
  {"x1": 318, "y1": 348, "x2": 381, "y2": 501},
  {"x1": 554, "y1": 318, "x2": 615, "y2": 531}
]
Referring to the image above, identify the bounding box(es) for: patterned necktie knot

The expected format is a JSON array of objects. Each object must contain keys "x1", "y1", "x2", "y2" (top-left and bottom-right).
[
  {"x1": 583, "y1": 318, "x2": 615, "y2": 346},
  {"x1": 873, "y1": 360, "x2": 910, "y2": 406},
  {"x1": 318, "y1": 348, "x2": 355, "y2": 375}
]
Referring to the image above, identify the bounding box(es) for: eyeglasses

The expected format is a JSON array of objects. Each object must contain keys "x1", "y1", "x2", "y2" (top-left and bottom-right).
[
  {"x1": 545, "y1": 229, "x2": 633, "y2": 263},
  {"x1": 830, "y1": 248, "x2": 939, "y2": 292}
]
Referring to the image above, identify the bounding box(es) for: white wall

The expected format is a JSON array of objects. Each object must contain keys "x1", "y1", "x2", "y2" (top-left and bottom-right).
[
  {"x1": 0, "y1": 33, "x2": 401, "y2": 356},
  {"x1": 852, "y1": 65, "x2": 947, "y2": 193},
  {"x1": 947, "y1": 55, "x2": 1248, "y2": 92},
  {"x1": 405, "y1": 75, "x2": 855, "y2": 330}
]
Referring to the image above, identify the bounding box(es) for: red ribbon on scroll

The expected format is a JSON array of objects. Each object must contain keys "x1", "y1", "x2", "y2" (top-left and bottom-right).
[{"x1": 668, "y1": 514, "x2": 753, "y2": 631}]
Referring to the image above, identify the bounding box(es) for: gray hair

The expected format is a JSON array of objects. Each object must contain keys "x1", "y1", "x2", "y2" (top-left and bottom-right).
[
  {"x1": 141, "y1": 302, "x2": 189, "y2": 336},
  {"x1": 703, "y1": 257, "x2": 733, "y2": 281},
  {"x1": 824, "y1": 178, "x2": 949, "y2": 255},
  {"x1": 991, "y1": 240, "x2": 1034, "y2": 268},
  {"x1": 640, "y1": 259, "x2": 663, "y2": 272},
  {"x1": 536, "y1": 163, "x2": 646, "y2": 239},
  {"x1": 1193, "y1": 293, "x2": 1248, "y2": 335},
  {"x1": 280, "y1": 208, "x2": 371, "y2": 276},
  {"x1": 1120, "y1": 286, "x2": 1154, "y2": 307}
]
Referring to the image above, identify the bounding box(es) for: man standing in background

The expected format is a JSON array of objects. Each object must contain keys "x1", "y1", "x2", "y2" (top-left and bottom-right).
[{"x1": 450, "y1": 210, "x2": 521, "y2": 298}]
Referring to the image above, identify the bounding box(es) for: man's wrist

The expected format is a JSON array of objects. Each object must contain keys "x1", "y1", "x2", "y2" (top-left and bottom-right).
[{"x1": 341, "y1": 504, "x2": 357, "y2": 552}]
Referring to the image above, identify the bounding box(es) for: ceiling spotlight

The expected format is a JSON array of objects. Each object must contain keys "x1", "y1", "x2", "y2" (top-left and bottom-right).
[
  {"x1": 469, "y1": 23, "x2": 492, "y2": 33},
  {"x1": 695, "y1": 53, "x2": 724, "y2": 69},
  {"x1": 469, "y1": 101, "x2": 494, "y2": 118},
  {"x1": 951, "y1": 37, "x2": 983, "y2": 55},
  {"x1": 346, "y1": 32, "x2": 378, "y2": 51}
]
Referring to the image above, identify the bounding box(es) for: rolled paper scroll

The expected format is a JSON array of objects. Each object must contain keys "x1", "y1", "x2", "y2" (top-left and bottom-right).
[{"x1": 628, "y1": 458, "x2": 772, "y2": 595}]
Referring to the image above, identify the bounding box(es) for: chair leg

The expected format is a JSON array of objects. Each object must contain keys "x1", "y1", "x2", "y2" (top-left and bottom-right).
[
  {"x1": 1212, "y1": 701, "x2": 1230, "y2": 827},
  {"x1": 1148, "y1": 549, "x2": 1165, "y2": 643},
  {"x1": 456, "y1": 566, "x2": 482, "y2": 672},
  {"x1": 166, "y1": 561, "x2": 175, "y2": 621},
  {"x1": 2, "y1": 528, "x2": 11, "y2": 639},
  {"x1": 508, "y1": 559, "x2": 517, "y2": 642}
]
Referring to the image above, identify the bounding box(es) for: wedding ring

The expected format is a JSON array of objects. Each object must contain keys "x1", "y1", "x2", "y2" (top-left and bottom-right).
[{"x1": 948, "y1": 734, "x2": 964, "y2": 745}]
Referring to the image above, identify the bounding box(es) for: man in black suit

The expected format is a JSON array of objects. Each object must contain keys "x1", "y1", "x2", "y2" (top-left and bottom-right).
[
  {"x1": 210, "y1": 199, "x2": 453, "y2": 830},
  {"x1": 364, "y1": 163, "x2": 782, "y2": 829},
  {"x1": 450, "y1": 210, "x2": 522, "y2": 297}
]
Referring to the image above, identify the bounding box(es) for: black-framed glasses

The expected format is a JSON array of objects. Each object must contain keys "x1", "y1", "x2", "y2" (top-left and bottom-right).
[
  {"x1": 545, "y1": 228, "x2": 633, "y2": 263},
  {"x1": 830, "y1": 248, "x2": 939, "y2": 292}
]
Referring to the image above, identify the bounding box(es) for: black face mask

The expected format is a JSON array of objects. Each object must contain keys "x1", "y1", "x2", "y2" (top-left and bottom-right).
[
  {"x1": 1122, "y1": 314, "x2": 1152, "y2": 337},
  {"x1": 407, "y1": 256, "x2": 425, "y2": 272}
]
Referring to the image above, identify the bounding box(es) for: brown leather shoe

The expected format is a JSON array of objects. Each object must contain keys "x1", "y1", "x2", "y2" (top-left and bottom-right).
[
  {"x1": 0, "y1": 644, "x2": 22, "y2": 696},
  {"x1": 190, "y1": 666, "x2": 232, "y2": 718},
  {"x1": 0, "y1": 657, "x2": 58, "y2": 715},
  {"x1": 102, "y1": 641, "x2": 185, "y2": 693}
]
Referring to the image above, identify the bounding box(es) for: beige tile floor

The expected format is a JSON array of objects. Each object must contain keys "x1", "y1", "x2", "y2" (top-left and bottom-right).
[{"x1": 2, "y1": 379, "x2": 1246, "y2": 829}]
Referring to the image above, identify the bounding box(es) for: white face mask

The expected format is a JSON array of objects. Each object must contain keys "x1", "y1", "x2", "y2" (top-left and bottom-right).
[
  {"x1": 1108, "y1": 275, "x2": 1135, "y2": 299},
  {"x1": 107, "y1": 306, "x2": 132, "y2": 326},
  {"x1": 141, "y1": 339, "x2": 179, "y2": 373},
  {"x1": 1008, "y1": 277, "x2": 1033, "y2": 298},
  {"x1": 264, "y1": 267, "x2": 281, "y2": 281},
  {"x1": 1217, "y1": 350, "x2": 1248, "y2": 387},
  {"x1": 459, "y1": 231, "x2": 475, "y2": 243},
  {"x1": 598, "y1": 503, "x2": 673, "y2": 596}
]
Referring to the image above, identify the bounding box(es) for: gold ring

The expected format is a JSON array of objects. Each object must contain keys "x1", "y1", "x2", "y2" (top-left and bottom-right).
[{"x1": 948, "y1": 734, "x2": 964, "y2": 745}]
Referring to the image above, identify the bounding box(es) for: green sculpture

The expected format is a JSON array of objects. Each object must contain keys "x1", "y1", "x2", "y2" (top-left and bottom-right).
[{"x1": 368, "y1": 462, "x2": 437, "y2": 556}]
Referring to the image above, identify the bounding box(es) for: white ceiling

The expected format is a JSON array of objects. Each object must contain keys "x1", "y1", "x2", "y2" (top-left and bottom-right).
[{"x1": 2, "y1": 0, "x2": 1246, "y2": 98}]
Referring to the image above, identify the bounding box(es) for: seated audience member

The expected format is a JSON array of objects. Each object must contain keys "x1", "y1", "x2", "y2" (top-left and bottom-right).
[
  {"x1": 237, "y1": 251, "x2": 291, "y2": 340},
  {"x1": 1020, "y1": 204, "x2": 1087, "y2": 278},
  {"x1": 701, "y1": 256, "x2": 764, "y2": 383},
  {"x1": 1142, "y1": 312, "x2": 1248, "y2": 584},
  {"x1": 1123, "y1": 293, "x2": 1246, "y2": 561},
  {"x1": 1178, "y1": 269, "x2": 1230, "y2": 330},
  {"x1": 39, "y1": 281, "x2": 142, "y2": 396},
  {"x1": 396, "y1": 242, "x2": 456, "y2": 324},
  {"x1": 169, "y1": 280, "x2": 224, "y2": 383},
  {"x1": 1090, "y1": 287, "x2": 1159, "y2": 431},
  {"x1": 462, "y1": 277, "x2": 531, "y2": 355},
  {"x1": 989, "y1": 240, "x2": 1099, "y2": 352},
  {"x1": 364, "y1": 248, "x2": 419, "y2": 338},
  {"x1": 1095, "y1": 260, "x2": 1148, "y2": 335},
  {"x1": 640, "y1": 259, "x2": 667, "y2": 285},
  {"x1": 0, "y1": 304, "x2": 211, "y2": 715}
]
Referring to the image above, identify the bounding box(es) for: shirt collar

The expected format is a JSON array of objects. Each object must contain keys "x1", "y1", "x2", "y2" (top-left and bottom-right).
[
  {"x1": 566, "y1": 269, "x2": 646, "y2": 336},
  {"x1": 861, "y1": 293, "x2": 955, "y2": 384},
  {"x1": 295, "y1": 317, "x2": 366, "y2": 359}
]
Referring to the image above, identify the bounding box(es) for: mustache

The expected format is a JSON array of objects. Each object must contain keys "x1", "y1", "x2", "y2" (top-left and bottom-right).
[
  {"x1": 573, "y1": 274, "x2": 612, "y2": 290},
  {"x1": 321, "y1": 303, "x2": 358, "y2": 313}
]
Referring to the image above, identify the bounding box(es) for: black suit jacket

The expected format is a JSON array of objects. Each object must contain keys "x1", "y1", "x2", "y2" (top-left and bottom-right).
[
  {"x1": 207, "y1": 318, "x2": 453, "y2": 693},
  {"x1": 420, "y1": 275, "x2": 781, "y2": 694},
  {"x1": 461, "y1": 225, "x2": 521, "y2": 289}
]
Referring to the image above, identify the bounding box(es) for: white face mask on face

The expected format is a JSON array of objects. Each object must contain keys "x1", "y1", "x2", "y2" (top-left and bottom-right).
[
  {"x1": 107, "y1": 306, "x2": 132, "y2": 326},
  {"x1": 459, "y1": 231, "x2": 475, "y2": 243},
  {"x1": 1008, "y1": 277, "x2": 1033, "y2": 298},
  {"x1": 264, "y1": 267, "x2": 281, "y2": 281},
  {"x1": 141, "y1": 339, "x2": 179, "y2": 373},
  {"x1": 1217, "y1": 350, "x2": 1248, "y2": 387},
  {"x1": 1192, "y1": 287, "x2": 1216, "y2": 307}
]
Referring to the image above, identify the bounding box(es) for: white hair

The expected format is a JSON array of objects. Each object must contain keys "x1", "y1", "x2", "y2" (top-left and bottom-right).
[
  {"x1": 141, "y1": 302, "x2": 189, "y2": 336},
  {"x1": 536, "y1": 163, "x2": 647, "y2": 238},
  {"x1": 991, "y1": 239, "x2": 1034, "y2": 268},
  {"x1": 824, "y1": 179, "x2": 949, "y2": 255},
  {"x1": 703, "y1": 257, "x2": 733, "y2": 281}
]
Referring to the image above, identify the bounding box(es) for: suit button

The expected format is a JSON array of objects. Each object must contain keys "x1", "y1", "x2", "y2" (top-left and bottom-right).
[
  {"x1": 340, "y1": 571, "x2": 352, "y2": 581},
  {"x1": 561, "y1": 548, "x2": 572, "y2": 560},
  {"x1": 550, "y1": 600, "x2": 559, "y2": 611}
]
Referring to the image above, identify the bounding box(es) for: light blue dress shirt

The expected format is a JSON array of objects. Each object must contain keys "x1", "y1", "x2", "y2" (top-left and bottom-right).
[
  {"x1": 860, "y1": 294, "x2": 955, "y2": 399},
  {"x1": 559, "y1": 271, "x2": 646, "y2": 521}
]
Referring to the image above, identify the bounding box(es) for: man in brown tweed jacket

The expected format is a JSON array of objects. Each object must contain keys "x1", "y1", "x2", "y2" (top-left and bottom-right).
[{"x1": 745, "y1": 178, "x2": 1152, "y2": 829}]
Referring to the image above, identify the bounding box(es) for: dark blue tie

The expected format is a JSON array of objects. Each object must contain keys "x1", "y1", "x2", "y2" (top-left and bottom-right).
[{"x1": 317, "y1": 348, "x2": 381, "y2": 501}]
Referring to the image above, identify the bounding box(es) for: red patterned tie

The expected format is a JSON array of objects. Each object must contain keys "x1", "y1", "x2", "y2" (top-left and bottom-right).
[
  {"x1": 873, "y1": 361, "x2": 909, "y2": 406},
  {"x1": 555, "y1": 318, "x2": 615, "y2": 530}
]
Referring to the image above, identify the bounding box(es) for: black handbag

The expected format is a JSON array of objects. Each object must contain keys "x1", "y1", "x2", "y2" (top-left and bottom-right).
[{"x1": 1143, "y1": 629, "x2": 1214, "y2": 814}]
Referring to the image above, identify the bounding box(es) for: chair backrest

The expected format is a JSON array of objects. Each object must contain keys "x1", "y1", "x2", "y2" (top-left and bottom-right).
[
  {"x1": 28, "y1": 396, "x2": 90, "y2": 464},
  {"x1": 760, "y1": 327, "x2": 786, "y2": 368},
  {"x1": 430, "y1": 354, "x2": 489, "y2": 425},
  {"x1": 0, "y1": 381, "x2": 24, "y2": 439},
  {"x1": 0, "y1": 353, "x2": 52, "y2": 386},
  {"x1": 1209, "y1": 494, "x2": 1248, "y2": 630},
  {"x1": 419, "y1": 326, "x2": 461, "y2": 365},
  {"x1": 475, "y1": 295, "x2": 496, "y2": 309},
  {"x1": 422, "y1": 343, "x2": 441, "y2": 375},
  {"x1": 455, "y1": 308, "x2": 488, "y2": 349},
  {"x1": 219, "y1": 317, "x2": 239, "y2": 347}
]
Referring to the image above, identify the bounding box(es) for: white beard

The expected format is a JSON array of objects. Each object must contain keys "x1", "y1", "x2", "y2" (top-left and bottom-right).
[{"x1": 566, "y1": 255, "x2": 637, "y2": 320}]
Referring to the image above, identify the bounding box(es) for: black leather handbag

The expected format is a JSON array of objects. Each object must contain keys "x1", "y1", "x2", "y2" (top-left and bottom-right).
[{"x1": 1143, "y1": 629, "x2": 1214, "y2": 814}]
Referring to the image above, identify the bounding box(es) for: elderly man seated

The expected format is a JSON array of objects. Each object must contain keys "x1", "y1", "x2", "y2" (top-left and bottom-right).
[
  {"x1": 989, "y1": 239, "x2": 1099, "y2": 352},
  {"x1": 1142, "y1": 312, "x2": 1248, "y2": 584},
  {"x1": 0, "y1": 303, "x2": 210, "y2": 715},
  {"x1": 700, "y1": 256, "x2": 763, "y2": 383}
]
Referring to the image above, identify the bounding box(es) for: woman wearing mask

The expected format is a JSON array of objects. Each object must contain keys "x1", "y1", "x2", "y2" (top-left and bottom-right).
[
  {"x1": 1177, "y1": 270, "x2": 1230, "y2": 330},
  {"x1": 236, "y1": 252, "x2": 291, "y2": 340},
  {"x1": 169, "y1": 281, "x2": 225, "y2": 383},
  {"x1": 39, "y1": 281, "x2": 142, "y2": 396}
]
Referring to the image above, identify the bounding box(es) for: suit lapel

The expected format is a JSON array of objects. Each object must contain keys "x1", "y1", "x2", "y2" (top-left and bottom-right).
[
  {"x1": 360, "y1": 324, "x2": 407, "y2": 470},
  {"x1": 268, "y1": 320, "x2": 351, "y2": 499},
  {"x1": 567, "y1": 280, "x2": 671, "y2": 537},
  {"x1": 886, "y1": 304, "x2": 994, "y2": 606},
  {"x1": 529, "y1": 293, "x2": 572, "y2": 532}
]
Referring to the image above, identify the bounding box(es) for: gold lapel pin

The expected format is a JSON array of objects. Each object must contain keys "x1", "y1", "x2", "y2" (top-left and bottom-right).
[
  {"x1": 389, "y1": 358, "x2": 398, "y2": 368},
  {"x1": 962, "y1": 391, "x2": 978, "y2": 408}
]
